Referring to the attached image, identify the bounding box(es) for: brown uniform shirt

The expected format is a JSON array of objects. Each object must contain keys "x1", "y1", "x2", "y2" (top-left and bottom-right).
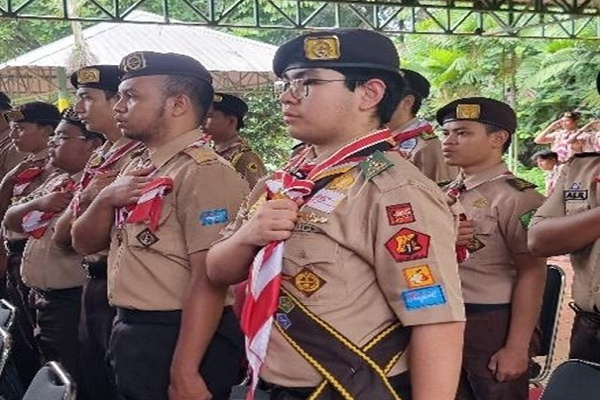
[
  {"x1": 0, "y1": 129, "x2": 26, "y2": 181},
  {"x1": 219, "y1": 149, "x2": 466, "y2": 387},
  {"x1": 394, "y1": 119, "x2": 458, "y2": 183},
  {"x1": 21, "y1": 172, "x2": 87, "y2": 290},
  {"x1": 107, "y1": 130, "x2": 249, "y2": 311},
  {"x1": 531, "y1": 153, "x2": 600, "y2": 312},
  {"x1": 216, "y1": 137, "x2": 267, "y2": 188},
  {"x1": 456, "y1": 163, "x2": 545, "y2": 304},
  {"x1": 4, "y1": 148, "x2": 54, "y2": 242}
]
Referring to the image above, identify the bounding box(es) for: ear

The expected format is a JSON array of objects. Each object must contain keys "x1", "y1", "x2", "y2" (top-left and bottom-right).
[
  {"x1": 357, "y1": 78, "x2": 386, "y2": 112},
  {"x1": 490, "y1": 130, "x2": 509, "y2": 150},
  {"x1": 42, "y1": 125, "x2": 55, "y2": 136},
  {"x1": 169, "y1": 94, "x2": 192, "y2": 118}
]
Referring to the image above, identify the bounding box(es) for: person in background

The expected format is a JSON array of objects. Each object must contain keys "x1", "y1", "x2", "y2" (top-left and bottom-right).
[
  {"x1": 531, "y1": 150, "x2": 559, "y2": 196},
  {"x1": 534, "y1": 111, "x2": 584, "y2": 162}
]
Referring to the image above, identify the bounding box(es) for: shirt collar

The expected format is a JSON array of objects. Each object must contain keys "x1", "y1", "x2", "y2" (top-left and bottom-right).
[
  {"x1": 463, "y1": 162, "x2": 510, "y2": 191},
  {"x1": 149, "y1": 129, "x2": 205, "y2": 170}
]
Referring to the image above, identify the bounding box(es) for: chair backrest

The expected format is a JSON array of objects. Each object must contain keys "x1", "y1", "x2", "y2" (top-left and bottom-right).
[
  {"x1": 0, "y1": 299, "x2": 16, "y2": 330},
  {"x1": 0, "y1": 327, "x2": 11, "y2": 378},
  {"x1": 530, "y1": 265, "x2": 566, "y2": 385},
  {"x1": 541, "y1": 359, "x2": 600, "y2": 400},
  {"x1": 22, "y1": 362, "x2": 76, "y2": 400}
]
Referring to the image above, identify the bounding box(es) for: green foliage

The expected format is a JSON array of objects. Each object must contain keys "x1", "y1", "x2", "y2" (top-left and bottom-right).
[
  {"x1": 514, "y1": 164, "x2": 547, "y2": 195},
  {"x1": 240, "y1": 90, "x2": 292, "y2": 171}
]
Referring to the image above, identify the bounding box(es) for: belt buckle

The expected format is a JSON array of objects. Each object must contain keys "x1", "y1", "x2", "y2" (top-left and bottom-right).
[{"x1": 82, "y1": 262, "x2": 93, "y2": 280}]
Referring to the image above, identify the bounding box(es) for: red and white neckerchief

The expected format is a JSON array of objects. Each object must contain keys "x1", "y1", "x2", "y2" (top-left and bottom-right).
[
  {"x1": 446, "y1": 170, "x2": 513, "y2": 262},
  {"x1": 240, "y1": 128, "x2": 396, "y2": 399},
  {"x1": 22, "y1": 177, "x2": 77, "y2": 239},
  {"x1": 114, "y1": 137, "x2": 209, "y2": 233},
  {"x1": 13, "y1": 167, "x2": 46, "y2": 197},
  {"x1": 392, "y1": 118, "x2": 434, "y2": 144}
]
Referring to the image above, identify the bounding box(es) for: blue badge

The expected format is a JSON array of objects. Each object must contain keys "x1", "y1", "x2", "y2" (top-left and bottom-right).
[
  {"x1": 401, "y1": 285, "x2": 446, "y2": 310},
  {"x1": 399, "y1": 138, "x2": 418, "y2": 151},
  {"x1": 199, "y1": 208, "x2": 229, "y2": 226},
  {"x1": 276, "y1": 313, "x2": 292, "y2": 330}
]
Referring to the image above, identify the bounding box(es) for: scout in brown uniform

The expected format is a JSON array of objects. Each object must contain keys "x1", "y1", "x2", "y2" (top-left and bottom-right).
[
  {"x1": 4, "y1": 108, "x2": 104, "y2": 385},
  {"x1": 208, "y1": 29, "x2": 466, "y2": 400},
  {"x1": 0, "y1": 101, "x2": 59, "y2": 384},
  {"x1": 0, "y1": 92, "x2": 26, "y2": 181},
  {"x1": 438, "y1": 97, "x2": 546, "y2": 400},
  {"x1": 71, "y1": 52, "x2": 249, "y2": 400},
  {"x1": 388, "y1": 69, "x2": 458, "y2": 183},
  {"x1": 204, "y1": 92, "x2": 267, "y2": 187},
  {"x1": 528, "y1": 74, "x2": 600, "y2": 363},
  {"x1": 52, "y1": 64, "x2": 143, "y2": 400}
]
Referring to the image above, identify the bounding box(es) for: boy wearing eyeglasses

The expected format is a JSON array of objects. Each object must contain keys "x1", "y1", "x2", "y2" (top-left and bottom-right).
[
  {"x1": 207, "y1": 29, "x2": 466, "y2": 400},
  {"x1": 3, "y1": 108, "x2": 104, "y2": 387}
]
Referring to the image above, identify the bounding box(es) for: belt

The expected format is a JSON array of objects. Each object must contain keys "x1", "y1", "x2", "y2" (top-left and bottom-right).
[
  {"x1": 465, "y1": 303, "x2": 511, "y2": 313},
  {"x1": 116, "y1": 307, "x2": 182, "y2": 325},
  {"x1": 32, "y1": 286, "x2": 83, "y2": 300},
  {"x1": 82, "y1": 259, "x2": 107, "y2": 280},
  {"x1": 570, "y1": 302, "x2": 600, "y2": 325},
  {"x1": 4, "y1": 239, "x2": 27, "y2": 255}
]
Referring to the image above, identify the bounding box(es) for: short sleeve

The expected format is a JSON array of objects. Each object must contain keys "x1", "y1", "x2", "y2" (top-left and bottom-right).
[
  {"x1": 499, "y1": 187, "x2": 545, "y2": 256},
  {"x1": 531, "y1": 165, "x2": 570, "y2": 225}
]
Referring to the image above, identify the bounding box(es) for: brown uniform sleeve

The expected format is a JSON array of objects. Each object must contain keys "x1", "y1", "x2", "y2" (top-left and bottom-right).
[
  {"x1": 176, "y1": 161, "x2": 250, "y2": 254},
  {"x1": 233, "y1": 151, "x2": 267, "y2": 189},
  {"x1": 367, "y1": 181, "x2": 465, "y2": 326},
  {"x1": 531, "y1": 165, "x2": 570, "y2": 224},
  {"x1": 498, "y1": 185, "x2": 546, "y2": 256}
]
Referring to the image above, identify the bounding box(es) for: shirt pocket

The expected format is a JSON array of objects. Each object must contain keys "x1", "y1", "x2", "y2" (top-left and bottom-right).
[
  {"x1": 127, "y1": 203, "x2": 178, "y2": 252},
  {"x1": 282, "y1": 233, "x2": 344, "y2": 306}
]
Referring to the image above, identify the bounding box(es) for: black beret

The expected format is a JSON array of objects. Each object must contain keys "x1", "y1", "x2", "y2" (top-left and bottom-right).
[
  {"x1": 119, "y1": 51, "x2": 212, "y2": 84},
  {"x1": 4, "y1": 101, "x2": 61, "y2": 128},
  {"x1": 273, "y1": 29, "x2": 401, "y2": 78},
  {"x1": 401, "y1": 69, "x2": 430, "y2": 99},
  {"x1": 0, "y1": 92, "x2": 11, "y2": 111},
  {"x1": 70, "y1": 65, "x2": 121, "y2": 92},
  {"x1": 59, "y1": 108, "x2": 105, "y2": 140},
  {"x1": 436, "y1": 97, "x2": 517, "y2": 134},
  {"x1": 213, "y1": 93, "x2": 248, "y2": 120}
]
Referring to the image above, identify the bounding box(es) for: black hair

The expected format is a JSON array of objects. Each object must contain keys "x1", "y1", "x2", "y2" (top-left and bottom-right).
[
  {"x1": 483, "y1": 123, "x2": 512, "y2": 153},
  {"x1": 162, "y1": 76, "x2": 214, "y2": 125},
  {"x1": 400, "y1": 90, "x2": 423, "y2": 116},
  {"x1": 531, "y1": 150, "x2": 558, "y2": 162},
  {"x1": 331, "y1": 67, "x2": 405, "y2": 125},
  {"x1": 215, "y1": 108, "x2": 244, "y2": 130}
]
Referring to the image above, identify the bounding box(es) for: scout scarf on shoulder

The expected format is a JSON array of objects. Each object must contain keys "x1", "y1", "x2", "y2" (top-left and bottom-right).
[
  {"x1": 22, "y1": 177, "x2": 77, "y2": 239},
  {"x1": 241, "y1": 128, "x2": 396, "y2": 400},
  {"x1": 13, "y1": 166, "x2": 46, "y2": 197},
  {"x1": 80, "y1": 141, "x2": 144, "y2": 190},
  {"x1": 392, "y1": 119, "x2": 433, "y2": 144}
]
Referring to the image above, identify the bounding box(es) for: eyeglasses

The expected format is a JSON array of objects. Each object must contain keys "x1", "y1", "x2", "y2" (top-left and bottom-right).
[{"x1": 274, "y1": 78, "x2": 356, "y2": 100}]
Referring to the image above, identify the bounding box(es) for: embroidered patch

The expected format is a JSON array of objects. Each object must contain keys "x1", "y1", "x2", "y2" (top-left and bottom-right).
[
  {"x1": 466, "y1": 236, "x2": 485, "y2": 253},
  {"x1": 564, "y1": 183, "x2": 588, "y2": 201},
  {"x1": 279, "y1": 296, "x2": 295, "y2": 313},
  {"x1": 386, "y1": 203, "x2": 415, "y2": 225},
  {"x1": 402, "y1": 285, "x2": 446, "y2": 310},
  {"x1": 246, "y1": 162, "x2": 259, "y2": 174},
  {"x1": 305, "y1": 189, "x2": 345, "y2": 214},
  {"x1": 298, "y1": 212, "x2": 328, "y2": 224},
  {"x1": 88, "y1": 153, "x2": 104, "y2": 168},
  {"x1": 120, "y1": 51, "x2": 147, "y2": 72},
  {"x1": 456, "y1": 104, "x2": 480, "y2": 119},
  {"x1": 399, "y1": 138, "x2": 418, "y2": 152},
  {"x1": 77, "y1": 67, "x2": 100, "y2": 84},
  {"x1": 403, "y1": 265, "x2": 435, "y2": 288},
  {"x1": 293, "y1": 223, "x2": 324, "y2": 234},
  {"x1": 199, "y1": 208, "x2": 229, "y2": 226},
  {"x1": 276, "y1": 313, "x2": 292, "y2": 330},
  {"x1": 420, "y1": 131, "x2": 437, "y2": 141},
  {"x1": 385, "y1": 228, "x2": 430, "y2": 262},
  {"x1": 136, "y1": 228, "x2": 159, "y2": 247},
  {"x1": 506, "y1": 178, "x2": 537, "y2": 191},
  {"x1": 293, "y1": 268, "x2": 326, "y2": 297},
  {"x1": 304, "y1": 36, "x2": 341, "y2": 60},
  {"x1": 519, "y1": 209, "x2": 537, "y2": 230},
  {"x1": 327, "y1": 173, "x2": 355, "y2": 191},
  {"x1": 359, "y1": 151, "x2": 394, "y2": 181},
  {"x1": 472, "y1": 197, "x2": 489, "y2": 209}
]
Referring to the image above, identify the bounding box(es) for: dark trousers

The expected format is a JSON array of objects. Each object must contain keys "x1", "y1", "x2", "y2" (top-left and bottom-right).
[
  {"x1": 29, "y1": 286, "x2": 82, "y2": 387},
  {"x1": 456, "y1": 308, "x2": 529, "y2": 400},
  {"x1": 5, "y1": 251, "x2": 41, "y2": 385},
  {"x1": 259, "y1": 371, "x2": 412, "y2": 400},
  {"x1": 569, "y1": 305, "x2": 600, "y2": 363},
  {"x1": 108, "y1": 306, "x2": 243, "y2": 400},
  {"x1": 79, "y1": 276, "x2": 117, "y2": 400}
]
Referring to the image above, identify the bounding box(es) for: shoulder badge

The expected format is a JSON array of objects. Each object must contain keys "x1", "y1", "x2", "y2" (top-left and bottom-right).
[
  {"x1": 506, "y1": 178, "x2": 537, "y2": 191},
  {"x1": 419, "y1": 131, "x2": 437, "y2": 141},
  {"x1": 183, "y1": 147, "x2": 216, "y2": 164},
  {"x1": 359, "y1": 151, "x2": 394, "y2": 181}
]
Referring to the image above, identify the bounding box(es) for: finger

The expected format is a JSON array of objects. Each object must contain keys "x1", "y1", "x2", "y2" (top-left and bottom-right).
[
  {"x1": 266, "y1": 198, "x2": 299, "y2": 211},
  {"x1": 127, "y1": 166, "x2": 155, "y2": 177},
  {"x1": 266, "y1": 219, "x2": 296, "y2": 232}
]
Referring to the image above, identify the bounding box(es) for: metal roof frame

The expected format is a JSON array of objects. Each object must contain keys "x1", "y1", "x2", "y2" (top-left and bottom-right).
[{"x1": 0, "y1": 0, "x2": 598, "y2": 39}]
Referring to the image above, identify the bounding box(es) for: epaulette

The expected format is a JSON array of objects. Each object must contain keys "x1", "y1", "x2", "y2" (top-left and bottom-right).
[
  {"x1": 506, "y1": 177, "x2": 537, "y2": 191},
  {"x1": 183, "y1": 146, "x2": 217, "y2": 164},
  {"x1": 420, "y1": 131, "x2": 438, "y2": 141},
  {"x1": 358, "y1": 150, "x2": 394, "y2": 181},
  {"x1": 573, "y1": 152, "x2": 600, "y2": 158}
]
